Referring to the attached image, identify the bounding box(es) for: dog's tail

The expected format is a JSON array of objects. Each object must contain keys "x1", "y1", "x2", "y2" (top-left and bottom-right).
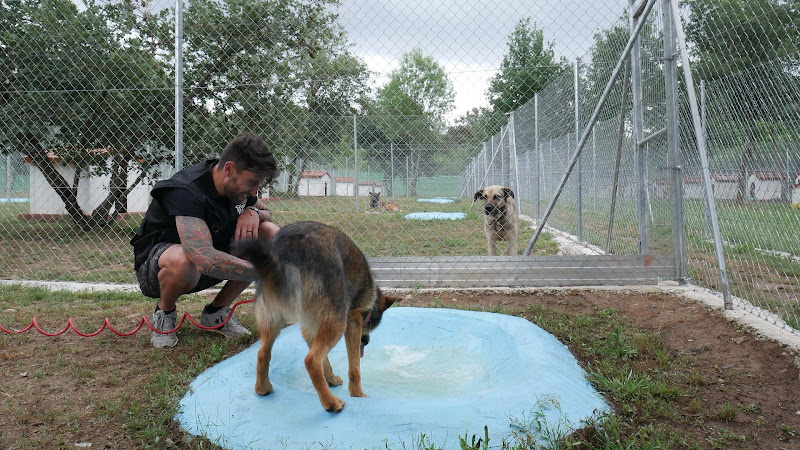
[
  {"x1": 230, "y1": 238, "x2": 281, "y2": 277},
  {"x1": 231, "y1": 238, "x2": 301, "y2": 305},
  {"x1": 231, "y1": 238, "x2": 301, "y2": 326}
]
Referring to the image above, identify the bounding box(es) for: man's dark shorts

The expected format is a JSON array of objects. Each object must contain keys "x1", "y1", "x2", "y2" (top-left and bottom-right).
[{"x1": 136, "y1": 242, "x2": 223, "y2": 299}]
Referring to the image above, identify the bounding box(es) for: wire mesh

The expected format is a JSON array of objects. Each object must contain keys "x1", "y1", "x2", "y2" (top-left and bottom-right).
[{"x1": 1, "y1": 0, "x2": 800, "y2": 332}]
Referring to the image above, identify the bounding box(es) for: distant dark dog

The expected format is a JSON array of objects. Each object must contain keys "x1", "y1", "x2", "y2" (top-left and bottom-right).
[
  {"x1": 369, "y1": 192, "x2": 400, "y2": 212},
  {"x1": 232, "y1": 221, "x2": 400, "y2": 413},
  {"x1": 474, "y1": 185, "x2": 518, "y2": 256}
]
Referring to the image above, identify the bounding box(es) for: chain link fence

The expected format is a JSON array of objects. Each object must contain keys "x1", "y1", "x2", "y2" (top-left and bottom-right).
[
  {"x1": 2, "y1": 0, "x2": 800, "y2": 330},
  {"x1": 459, "y1": 0, "x2": 800, "y2": 332}
]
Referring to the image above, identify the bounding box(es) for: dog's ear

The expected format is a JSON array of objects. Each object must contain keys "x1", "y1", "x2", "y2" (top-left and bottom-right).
[
  {"x1": 503, "y1": 187, "x2": 515, "y2": 199},
  {"x1": 380, "y1": 293, "x2": 402, "y2": 310},
  {"x1": 473, "y1": 189, "x2": 485, "y2": 201}
]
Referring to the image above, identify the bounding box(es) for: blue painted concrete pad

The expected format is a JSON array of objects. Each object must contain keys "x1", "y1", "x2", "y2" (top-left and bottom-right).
[
  {"x1": 417, "y1": 197, "x2": 455, "y2": 204},
  {"x1": 404, "y1": 212, "x2": 465, "y2": 220},
  {"x1": 177, "y1": 307, "x2": 608, "y2": 449}
]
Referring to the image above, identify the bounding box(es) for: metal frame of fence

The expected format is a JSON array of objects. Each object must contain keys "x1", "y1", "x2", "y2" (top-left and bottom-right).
[
  {"x1": 2, "y1": 0, "x2": 799, "y2": 332},
  {"x1": 457, "y1": 0, "x2": 800, "y2": 332}
]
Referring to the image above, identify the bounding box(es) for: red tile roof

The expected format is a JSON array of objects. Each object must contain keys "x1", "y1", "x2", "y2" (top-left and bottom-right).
[
  {"x1": 712, "y1": 174, "x2": 740, "y2": 183},
  {"x1": 751, "y1": 171, "x2": 786, "y2": 181},
  {"x1": 300, "y1": 170, "x2": 329, "y2": 179}
]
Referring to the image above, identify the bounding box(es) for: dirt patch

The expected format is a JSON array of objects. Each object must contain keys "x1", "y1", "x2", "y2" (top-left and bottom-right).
[
  {"x1": 404, "y1": 289, "x2": 800, "y2": 448},
  {"x1": 1, "y1": 289, "x2": 799, "y2": 448}
]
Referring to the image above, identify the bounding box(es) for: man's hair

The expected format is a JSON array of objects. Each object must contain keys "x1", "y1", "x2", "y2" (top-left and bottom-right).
[{"x1": 219, "y1": 132, "x2": 278, "y2": 181}]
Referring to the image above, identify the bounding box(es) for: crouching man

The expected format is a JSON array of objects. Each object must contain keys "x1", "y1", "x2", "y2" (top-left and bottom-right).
[{"x1": 130, "y1": 132, "x2": 279, "y2": 348}]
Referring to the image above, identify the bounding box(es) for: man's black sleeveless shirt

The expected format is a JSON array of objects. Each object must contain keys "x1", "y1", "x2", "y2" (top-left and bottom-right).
[{"x1": 130, "y1": 159, "x2": 254, "y2": 270}]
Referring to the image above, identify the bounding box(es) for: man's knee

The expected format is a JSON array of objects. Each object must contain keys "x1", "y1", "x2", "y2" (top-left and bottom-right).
[
  {"x1": 158, "y1": 245, "x2": 200, "y2": 290},
  {"x1": 259, "y1": 221, "x2": 279, "y2": 240}
]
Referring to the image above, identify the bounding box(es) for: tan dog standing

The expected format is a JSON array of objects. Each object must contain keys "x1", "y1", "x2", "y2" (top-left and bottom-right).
[{"x1": 474, "y1": 185, "x2": 518, "y2": 256}]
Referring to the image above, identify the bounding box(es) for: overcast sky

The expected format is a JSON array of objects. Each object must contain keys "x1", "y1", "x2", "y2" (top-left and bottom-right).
[{"x1": 334, "y1": 0, "x2": 627, "y2": 120}]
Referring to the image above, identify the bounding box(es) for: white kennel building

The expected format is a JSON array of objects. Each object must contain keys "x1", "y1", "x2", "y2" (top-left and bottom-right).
[
  {"x1": 682, "y1": 176, "x2": 704, "y2": 200},
  {"x1": 357, "y1": 180, "x2": 383, "y2": 196},
  {"x1": 650, "y1": 177, "x2": 670, "y2": 199},
  {"x1": 748, "y1": 171, "x2": 785, "y2": 200},
  {"x1": 335, "y1": 176, "x2": 355, "y2": 196},
  {"x1": 298, "y1": 170, "x2": 332, "y2": 197},
  {"x1": 711, "y1": 174, "x2": 739, "y2": 200},
  {"x1": 24, "y1": 151, "x2": 152, "y2": 215}
]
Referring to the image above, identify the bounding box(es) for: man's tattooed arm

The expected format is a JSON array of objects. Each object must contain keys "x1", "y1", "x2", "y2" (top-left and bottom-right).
[{"x1": 176, "y1": 216, "x2": 257, "y2": 281}]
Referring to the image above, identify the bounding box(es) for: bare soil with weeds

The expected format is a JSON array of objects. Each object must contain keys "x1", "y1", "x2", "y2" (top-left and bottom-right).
[{"x1": 1, "y1": 286, "x2": 799, "y2": 449}]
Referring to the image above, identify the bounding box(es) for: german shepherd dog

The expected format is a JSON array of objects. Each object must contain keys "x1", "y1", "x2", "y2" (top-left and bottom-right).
[
  {"x1": 231, "y1": 221, "x2": 400, "y2": 412},
  {"x1": 369, "y1": 191, "x2": 400, "y2": 212},
  {"x1": 474, "y1": 185, "x2": 518, "y2": 256}
]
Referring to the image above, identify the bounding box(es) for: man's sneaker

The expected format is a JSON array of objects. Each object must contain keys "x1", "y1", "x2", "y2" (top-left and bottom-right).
[
  {"x1": 151, "y1": 309, "x2": 178, "y2": 348},
  {"x1": 200, "y1": 306, "x2": 252, "y2": 337}
]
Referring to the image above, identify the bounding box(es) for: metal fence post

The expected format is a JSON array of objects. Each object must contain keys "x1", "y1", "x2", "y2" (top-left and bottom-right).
[
  {"x1": 630, "y1": 0, "x2": 649, "y2": 255},
  {"x1": 592, "y1": 127, "x2": 597, "y2": 209},
  {"x1": 669, "y1": 0, "x2": 732, "y2": 309},
  {"x1": 510, "y1": 112, "x2": 522, "y2": 214},
  {"x1": 606, "y1": 60, "x2": 630, "y2": 253},
  {"x1": 491, "y1": 135, "x2": 494, "y2": 184},
  {"x1": 534, "y1": 93, "x2": 541, "y2": 220},
  {"x1": 501, "y1": 129, "x2": 508, "y2": 186},
  {"x1": 663, "y1": 0, "x2": 687, "y2": 283},
  {"x1": 390, "y1": 142, "x2": 395, "y2": 197},
  {"x1": 174, "y1": 0, "x2": 184, "y2": 172},
  {"x1": 575, "y1": 57, "x2": 583, "y2": 241},
  {"x1": 547, "y1": 138, "x2": 553, "y2": 200},
  {"x1": 353, "y1": 115, "x2": 359, "y2": 211},
  {"x1": 405, "y1": 155, "x2": 409, "y2": 198},
  {"x1": 700, "y1": 80, "x2": 712, "y2": 239},
  {"x1": 523, "y1": 0, "x2": 658, "y2": 255}
]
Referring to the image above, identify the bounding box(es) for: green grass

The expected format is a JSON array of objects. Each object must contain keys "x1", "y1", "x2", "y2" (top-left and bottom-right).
[
  {"x1": 0, "y1": 197, "x2": 558, "y2": 283},
  {"x1": 547, "y1": 196, "x2": 800, "y2": 330}
]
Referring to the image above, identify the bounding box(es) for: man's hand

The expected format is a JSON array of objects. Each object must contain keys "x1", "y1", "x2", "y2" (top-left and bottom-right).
[{"x1": 236, "y1": 207, "x2": 260, "y2": 241}]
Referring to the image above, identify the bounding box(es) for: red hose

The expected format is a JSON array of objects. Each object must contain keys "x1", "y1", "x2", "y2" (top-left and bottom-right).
[{"x1": 0, "y1": 299, "x2": 255, "y2": 337}]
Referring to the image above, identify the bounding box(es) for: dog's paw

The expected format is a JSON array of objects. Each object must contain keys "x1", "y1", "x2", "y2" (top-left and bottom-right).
[
  {"x1": 255, "y1": 381, "x2": 274, "y2": 396},
  {"x1": 323, "y1": 396, "x2": 346, "y2": 413},
  {"x1": 349, "y1": 383, "x2": 367, "y2": 397},
  {"x1": 326, "y1": 374, "x2": 343, "y2": 386}
]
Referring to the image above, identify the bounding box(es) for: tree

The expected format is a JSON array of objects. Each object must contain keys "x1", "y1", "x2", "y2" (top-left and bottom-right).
[
  {"x1": 684, "y1": 0, "x2": 800, "y2": 200},
  {"x1": 1, "y1": 0, "x2": 372, "y2": 219},
  {"x1": 179, "y1": 0, "x2": 371, "y2": 195},
  {"x1": 1, "y1": 0, "x2": 173, "y2": 229},
  {"x1": 486, "y1": 18, "x2": 569, "y2": 135},
  {"x1": 685, "y1": 0, "x2": 799, "y2": 81},
  {"x1": 580, "y1": 16, "x2": 662, "y2": 126},
  {"x1": 375, "y1": 48, "x2": 455, "y2": 196}
]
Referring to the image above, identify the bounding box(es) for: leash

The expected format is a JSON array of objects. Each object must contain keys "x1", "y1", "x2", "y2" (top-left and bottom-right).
[{"x1": 0, "y1": 299, "x2": 255, "y2": 337}]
